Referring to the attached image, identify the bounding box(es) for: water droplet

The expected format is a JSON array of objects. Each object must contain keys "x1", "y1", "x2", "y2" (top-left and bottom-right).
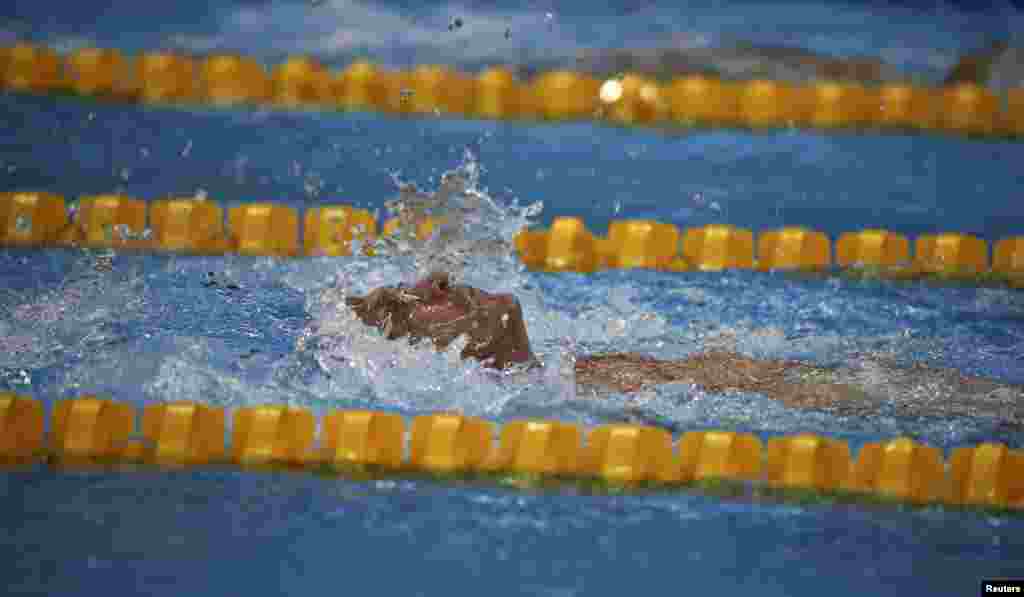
[{"x1": 114, "y1": 224, "x2": 139, "y2": 240}]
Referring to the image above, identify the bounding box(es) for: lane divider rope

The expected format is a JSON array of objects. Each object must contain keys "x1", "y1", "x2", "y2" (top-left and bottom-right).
[
  {"x1": 2, "y1": 394, "x2": 1022, "y2": 512},
  {"x1": 2, "y1": 42, "x2": 1023, "y2": 140},
  {"x1": 2, "y1": 191, "x2": 1022, "y2": 286}
]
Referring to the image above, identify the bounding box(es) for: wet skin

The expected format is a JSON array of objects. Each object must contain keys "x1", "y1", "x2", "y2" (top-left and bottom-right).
[
  {"x1": 346, "y1": 273, "x2": 1024, "y2": 425},
  {"x1": 346, "y1": 271, "x2": 537, "y2": 370}
]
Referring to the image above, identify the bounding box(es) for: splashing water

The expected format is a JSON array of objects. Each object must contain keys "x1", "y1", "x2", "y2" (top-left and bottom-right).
[
  {"x1": 294, "y1": 149, "x2": 584, "y2": 417},
  {"x1": 374, "y1": 149, "x2": 539, "y2": 280},
  {"x1": 1, "y1": 252, "x2": 146, "y2": 369},
  {"x1": 0, "y1": 140, "x2": 1020, "y2": 447},
  {"x1": 203, "y1": 145, "x2": 1017, "y2": 444},
  {"x1": 288, "y1": 150, "x2": 695, "y2": 421}
]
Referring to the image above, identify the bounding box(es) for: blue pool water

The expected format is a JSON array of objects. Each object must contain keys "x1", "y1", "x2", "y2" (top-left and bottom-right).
[{"x1": 4, "y1": 0, "x2": 1024, "y2": 594}]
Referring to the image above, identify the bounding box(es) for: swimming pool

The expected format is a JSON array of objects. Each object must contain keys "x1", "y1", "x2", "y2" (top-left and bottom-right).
[{"x1": 3, "y1": 1, "x2": 1024, "y2": 595}]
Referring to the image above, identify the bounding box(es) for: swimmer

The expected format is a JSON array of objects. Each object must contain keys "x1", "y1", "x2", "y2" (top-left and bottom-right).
[
  {"x1": 346, "y1": 271, "x2": 537, "y2": 371},
  {"x1": 345, "y1": 272, "x2": 1024, "y2": 425}
]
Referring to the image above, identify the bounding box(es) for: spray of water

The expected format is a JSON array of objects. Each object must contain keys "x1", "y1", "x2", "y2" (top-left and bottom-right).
[
  {"x1": 292, "y1": 150, "x2": 577, "y2": 416},
  {"x1": 0, "y1": 250, "x2": 149, "y2": 392},
  {"x1": 285, "y1": 150, "x2": 677, "y2": 418},
  {"x1": 0, "y1": 143, "x2": 1017, "y2": 445}
]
